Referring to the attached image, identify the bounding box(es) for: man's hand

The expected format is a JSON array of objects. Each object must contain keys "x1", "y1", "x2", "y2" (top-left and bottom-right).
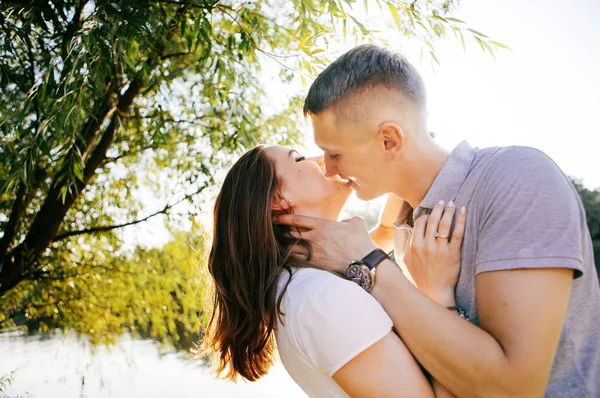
[{"x1": 273, "y1": 214, "x2": 378, "y2": 274}]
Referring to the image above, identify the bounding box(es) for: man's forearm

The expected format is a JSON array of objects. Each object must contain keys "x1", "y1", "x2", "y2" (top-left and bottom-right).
[{"x1": 372, "y1": 260, "x2": 529, "y2": 398}]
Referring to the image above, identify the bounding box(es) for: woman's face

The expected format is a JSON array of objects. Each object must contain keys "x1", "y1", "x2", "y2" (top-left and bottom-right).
[{"x1": 263, "y1": 145, "x2": 352, "y2": 219}]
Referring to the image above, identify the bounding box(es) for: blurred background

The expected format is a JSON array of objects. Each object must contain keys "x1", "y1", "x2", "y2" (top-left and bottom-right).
[{"x1": 0, "y1": 0, "x2": 598, "y2": 396}]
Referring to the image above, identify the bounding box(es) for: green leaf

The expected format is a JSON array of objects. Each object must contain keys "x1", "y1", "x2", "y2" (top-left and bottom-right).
[
  {"x1": 446, "y1": 17, "x2": 465, "y2": 24},
  {"x1": 430, "y1": 51, "x2": 440, "y2": 65},
  {"x1": 73, "y1": 162, "x2": 84, "y2": 183},
  {"x1": 490, "y1": 40, "x2": 511, "y2": 50},
  {"x1": 59, "y1": 185, "x2": 68, "y2": 204},
  {"x1": 474, "y1": 36, "x2": 486, "y2": 51},
  {"x1": 387, "y1": 3, "x2": 401, "y2": 30},
  {"x1": 467, "y1": 28, "x2": 489, "y2": 38},
  {"x1": 349, "y1": 15, "x2": 369, "y2": 36}
]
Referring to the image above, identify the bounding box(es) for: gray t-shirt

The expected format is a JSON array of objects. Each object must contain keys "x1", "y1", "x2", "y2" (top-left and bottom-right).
[{"x1": 393, "y1": 141, "x2": 600, "y2": 397}]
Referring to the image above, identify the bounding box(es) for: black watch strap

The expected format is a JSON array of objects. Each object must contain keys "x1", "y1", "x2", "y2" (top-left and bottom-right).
[{"x1": 361, "y1": 248, "x2": 389, "y2": 270}]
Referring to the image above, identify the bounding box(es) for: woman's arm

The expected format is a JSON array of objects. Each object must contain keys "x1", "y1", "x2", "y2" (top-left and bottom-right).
[
  {"x1": 369, "y1": 194, "x2": 403, "y2": 252},
  {"x1": 333, "y1": 331, "x2": 434, "y2": 398}
]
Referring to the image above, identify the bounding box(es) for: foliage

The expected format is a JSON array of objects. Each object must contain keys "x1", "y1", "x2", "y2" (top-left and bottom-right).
[
  {"x1": 0, "y1": 228, "x2": 210, "y2": 350},
  {"x1": 571, "y1": 178, "x2": 600, "y2": 275},
  {"x1": 0, "y1": 370, "x2": 15, "y2": 393},
  {"x1": 571, "y1": 179, "x2": 600, "y2": 241},
  {"x1": 0, "y1": 369, "x2": 27, "y2": 398},
  {"x1": 0, "y1": 0, "x2": 503, "y2": 345}
]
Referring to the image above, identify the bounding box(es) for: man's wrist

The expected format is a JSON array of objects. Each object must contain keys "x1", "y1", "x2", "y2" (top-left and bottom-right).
[
  {"x1": 354, "y1": 243, "x2": 379, "y2": 262},
  {"x1": 342, "y1": 243, "x2": 378, "y2": 271}
]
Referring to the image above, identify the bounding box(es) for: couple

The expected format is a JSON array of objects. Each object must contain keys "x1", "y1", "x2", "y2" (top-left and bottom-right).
[{"x1": 203, "y1": 45, "x2": 600, "y2": 397}]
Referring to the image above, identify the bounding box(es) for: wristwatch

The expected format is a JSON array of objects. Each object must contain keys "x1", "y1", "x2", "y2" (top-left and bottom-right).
[{"x1": 345, "y1": 248, "x2": 389, "y2": 292}]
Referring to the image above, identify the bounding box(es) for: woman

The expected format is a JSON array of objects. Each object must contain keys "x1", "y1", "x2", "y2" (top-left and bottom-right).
[{"x1": 202, "y1": 145, "x2": 464, "y2": 397}]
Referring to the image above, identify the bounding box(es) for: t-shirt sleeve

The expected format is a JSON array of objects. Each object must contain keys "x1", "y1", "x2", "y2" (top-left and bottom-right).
[
  {"x1": 475, "y1": 147, "x2": 585, "y2": 278},
  {"x1": 292, "y1": 275, "x2": 393, "y2": 377}
]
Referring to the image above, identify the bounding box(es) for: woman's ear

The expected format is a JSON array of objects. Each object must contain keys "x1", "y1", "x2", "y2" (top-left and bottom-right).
[{"x1": 271, "y1": 197, "x2": 295, "y2": 213}]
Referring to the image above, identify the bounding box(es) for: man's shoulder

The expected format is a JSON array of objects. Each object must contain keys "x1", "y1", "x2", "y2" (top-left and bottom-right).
[
  {"x1": 477, "y1": 145, "x2": 558, "y2": 171},
  {"x1": 472, "y1": 145, "x2": 567, "y2": 187}
]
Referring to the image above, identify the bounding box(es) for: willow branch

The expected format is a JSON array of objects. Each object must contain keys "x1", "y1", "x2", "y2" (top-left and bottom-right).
[{"x1": 52, "y1": 185, "x2": 208, "y2": 242}]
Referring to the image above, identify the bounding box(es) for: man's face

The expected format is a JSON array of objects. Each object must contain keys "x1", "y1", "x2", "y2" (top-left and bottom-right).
[{"x1": 311, "y1": 108, "x2": 390, "y2": 201}]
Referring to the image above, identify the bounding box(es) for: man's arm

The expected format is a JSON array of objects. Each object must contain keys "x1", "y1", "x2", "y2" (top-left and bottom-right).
[
  {"x1": 275, "y1": 206, "x2": 574, "y2": 397},
  {"x1": 333, "y1": 331, "x2": 434, "y2": 397},
  {"x1": 372, "y1": 200, "x2": 574, "y2": 397},
  {"x1": 373, "y1": 260, "x2": 572, "y2": 397}
]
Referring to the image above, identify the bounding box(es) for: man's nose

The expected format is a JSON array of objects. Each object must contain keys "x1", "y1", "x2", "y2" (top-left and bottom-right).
[
  {"x1": 324, "y1": 157, "x2": 338, "y2": 177},
  {"x1": 306, "y1": 154, "x2": 327, "y2": 175}
]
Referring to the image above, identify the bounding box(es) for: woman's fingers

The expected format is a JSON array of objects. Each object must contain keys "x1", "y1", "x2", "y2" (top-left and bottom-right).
[
  {"x1": 450, "y1": 207, "x2": 467, "y2": 250},
  {"x1": 425, "y1": 201, "x2": 446, "y2": 243},
  {"x1": 437, "y1": 201, "x2": 456, "y2": 239},
  {"x1": 412, "y1": 213, "x2": 429, "y2": 247}
]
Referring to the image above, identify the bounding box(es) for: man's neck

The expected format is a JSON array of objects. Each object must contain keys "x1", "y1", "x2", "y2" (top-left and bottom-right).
[{"x1": 395, "y1": 140, "x2": 450, "y2": 209}]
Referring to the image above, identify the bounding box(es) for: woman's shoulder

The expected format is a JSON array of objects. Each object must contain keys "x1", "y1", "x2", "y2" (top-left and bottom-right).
[
  {"x1": 279, "y1": 268, "x2": 351, "y2": 297},
  {"x1": 278, "y1": 267, "x2": 374, "y2": 313}
]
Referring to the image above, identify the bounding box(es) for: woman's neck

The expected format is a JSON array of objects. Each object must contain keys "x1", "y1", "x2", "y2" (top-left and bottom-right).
[{"x1": 292, "y1": 198, "x2": 345, "y2": 222}]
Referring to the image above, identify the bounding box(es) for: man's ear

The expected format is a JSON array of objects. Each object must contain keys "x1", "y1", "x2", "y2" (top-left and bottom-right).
[{"x1": 378, "y1": 122, "x2": 405, "y2": 157}]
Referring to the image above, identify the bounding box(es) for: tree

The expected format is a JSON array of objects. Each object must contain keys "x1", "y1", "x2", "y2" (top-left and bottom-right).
[
  {"x1": 0, "y1": 0, "x2": 502, "y2": 305},
  {"x1": 570, "y1": 178, "x2": 600, "y2": 276},
  {"x1": 0, "y1": 227, "x2": 211, "y2": 350}
]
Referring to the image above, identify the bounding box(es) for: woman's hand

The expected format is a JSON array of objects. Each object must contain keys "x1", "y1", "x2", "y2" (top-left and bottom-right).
[{"x1": 405, "y1": 201, "x2": 467, "y2": 307}]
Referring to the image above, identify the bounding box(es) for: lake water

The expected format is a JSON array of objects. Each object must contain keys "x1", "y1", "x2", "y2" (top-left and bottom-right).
[{"x1": 0, "y1": 331, "x2": 307, "y2": 397}]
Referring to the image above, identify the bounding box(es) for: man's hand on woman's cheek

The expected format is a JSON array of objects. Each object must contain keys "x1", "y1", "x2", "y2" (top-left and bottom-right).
[{"x1": 273, "y1": 214, "x2": 378, "y2": 273}]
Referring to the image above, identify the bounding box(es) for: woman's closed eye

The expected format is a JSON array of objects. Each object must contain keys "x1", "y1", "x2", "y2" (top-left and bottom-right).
[{"x1": 295, "y1": 156, "x2": 306, "y2": 162}]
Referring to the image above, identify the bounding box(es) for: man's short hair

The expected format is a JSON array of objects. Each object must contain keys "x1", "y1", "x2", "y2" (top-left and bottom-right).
[{"x1": 303, "y1": 44, "x2": 426, "y2": 116}]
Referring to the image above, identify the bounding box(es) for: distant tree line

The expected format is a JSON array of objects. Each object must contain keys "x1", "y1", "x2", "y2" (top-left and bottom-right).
[{"x1": 571, "y1": 178, "x2": 600, "y2": 276}]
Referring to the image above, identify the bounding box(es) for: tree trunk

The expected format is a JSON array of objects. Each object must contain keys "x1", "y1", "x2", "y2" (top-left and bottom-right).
[{"x1": 0, "y1": 80, "x2": 144, "y2": 297}]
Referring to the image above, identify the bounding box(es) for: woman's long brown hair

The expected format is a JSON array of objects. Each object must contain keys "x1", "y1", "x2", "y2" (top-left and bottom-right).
[{"x1": 202, "y1": 146, "x2": 309, "y2": 381}]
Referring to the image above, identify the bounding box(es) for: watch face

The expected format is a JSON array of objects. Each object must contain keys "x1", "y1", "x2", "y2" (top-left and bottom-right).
[{"x1": 346, "y1": 263, "x2": 373, "y2": 291}]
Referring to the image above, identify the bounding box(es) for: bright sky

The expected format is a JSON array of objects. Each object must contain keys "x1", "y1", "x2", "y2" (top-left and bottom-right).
[
  {"x1": 124, "y1": 0, "x2": 600, "y2": 248},
  {"x1": 294, "y1": 0, "x2": 600, "y2": 189},
  {"x1": 420, "y1": 0, "x2": 600, "y2": 189}
]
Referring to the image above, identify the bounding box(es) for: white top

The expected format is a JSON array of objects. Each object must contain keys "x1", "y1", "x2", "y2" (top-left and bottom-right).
[{"x1": 274, "y1": 268, "x2": 393, "y2": 398}]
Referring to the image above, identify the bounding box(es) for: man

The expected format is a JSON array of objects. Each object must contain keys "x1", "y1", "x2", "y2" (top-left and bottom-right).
[{"x1": 275, "y1": 44, "x2": 600, "y2": 396}]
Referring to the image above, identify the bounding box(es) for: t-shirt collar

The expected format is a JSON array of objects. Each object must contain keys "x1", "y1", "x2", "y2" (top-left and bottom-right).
[{"x1": 394, "y1": 140, "x2": 476, "y2": 227}]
